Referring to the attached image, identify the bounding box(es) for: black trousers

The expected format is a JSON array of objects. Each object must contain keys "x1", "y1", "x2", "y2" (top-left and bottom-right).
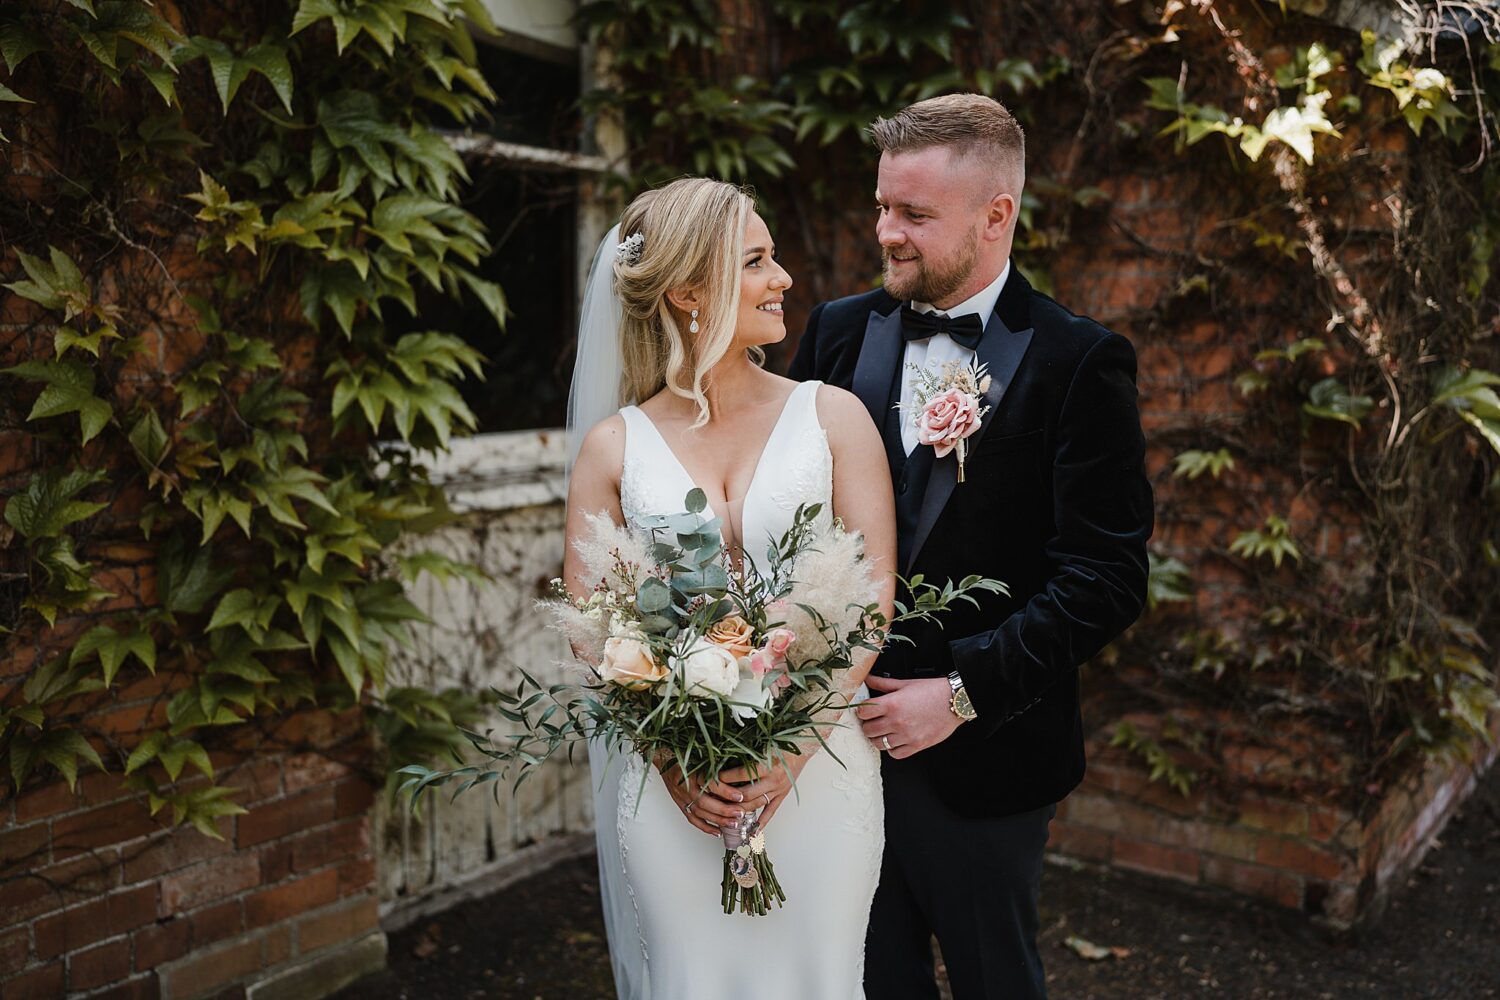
[{"x1": 864, "y1": 760, "x2": 1055, "y2": 1000}]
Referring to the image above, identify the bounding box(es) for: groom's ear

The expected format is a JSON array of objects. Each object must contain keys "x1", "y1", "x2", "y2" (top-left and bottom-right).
[
  {"x1": 984, "y1": 191, "x2": 1018, "y2": 241},
  {"x1": 665, "y1": 286, "x2": 702, "y2": 313}
]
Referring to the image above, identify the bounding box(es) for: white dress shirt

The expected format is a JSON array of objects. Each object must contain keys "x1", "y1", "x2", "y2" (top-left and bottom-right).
[{"x1": 899, "y1": 260, "x2": 1012, "y2": 455}]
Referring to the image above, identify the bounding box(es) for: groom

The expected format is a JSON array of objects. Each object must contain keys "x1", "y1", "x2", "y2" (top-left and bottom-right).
[{"x1": 788, "y1": 94, "x2": 1153, "y2": 999}]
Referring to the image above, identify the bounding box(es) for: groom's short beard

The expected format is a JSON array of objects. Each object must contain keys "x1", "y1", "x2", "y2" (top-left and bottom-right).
[{"x1": 882, "y1": 228, "x2": 980, "y2": 305}]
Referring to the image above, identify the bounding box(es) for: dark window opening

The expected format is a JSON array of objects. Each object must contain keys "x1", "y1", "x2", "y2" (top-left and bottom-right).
[{"x1": 394, "y1": 38, "x2": 583, "y2": 433}]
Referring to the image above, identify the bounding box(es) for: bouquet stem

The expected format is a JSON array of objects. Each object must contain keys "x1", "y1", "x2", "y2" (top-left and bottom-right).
[{"x1": 719, "y1": 813, "x2": 785, "y2": 916}]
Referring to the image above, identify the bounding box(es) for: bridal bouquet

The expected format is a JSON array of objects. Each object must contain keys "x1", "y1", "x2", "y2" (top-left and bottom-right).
[{"x1": 400, "y1": 489, "x2": 1004, "y2": 916}]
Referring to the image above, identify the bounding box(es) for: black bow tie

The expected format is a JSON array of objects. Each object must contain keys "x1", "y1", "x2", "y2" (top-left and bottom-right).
[{"x1": 899, "y1": 305, "x2": 984, "y2": 350}]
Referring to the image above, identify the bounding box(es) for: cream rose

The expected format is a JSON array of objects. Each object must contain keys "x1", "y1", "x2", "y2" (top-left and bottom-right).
[
  {"x1": 706, "y1": 615, "x2": 755, "y2": 658},
  {"x1": 678, "y1": 639, "x2": 741, "y2": 699},
  {"x1": 600, "y1": 636, "x2": 666, "y2": 689},
  {"x1": 917, "y1": 388, "x2": 982, "y2": 458},
  {"x1": 727, "y1": 671, "x2": 773, "y2": 721}
]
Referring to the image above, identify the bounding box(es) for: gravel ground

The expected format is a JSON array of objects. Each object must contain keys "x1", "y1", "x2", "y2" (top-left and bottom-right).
[{"x1": 338, "y1": 763, "x2": 1499, "y2": 1000}]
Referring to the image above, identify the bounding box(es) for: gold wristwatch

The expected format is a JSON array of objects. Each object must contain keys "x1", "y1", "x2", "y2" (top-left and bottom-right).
[{"x1": 947, "y1": 670, "x2": 977, "y2": 722}]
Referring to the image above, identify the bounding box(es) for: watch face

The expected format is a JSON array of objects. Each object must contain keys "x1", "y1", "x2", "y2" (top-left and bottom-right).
[{"x1": 952, "y1": 688, "x2": 977, "y2": 721}]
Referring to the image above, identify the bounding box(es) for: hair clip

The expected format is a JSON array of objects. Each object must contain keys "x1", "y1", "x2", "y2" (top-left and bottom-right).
[{"x1": 616, "y1": 231, "x2": 645, "y2": 264}]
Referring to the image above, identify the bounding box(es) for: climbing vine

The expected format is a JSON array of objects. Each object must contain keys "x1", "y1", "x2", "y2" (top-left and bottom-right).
[{"x1": 0, "y1": 0, "x2": 502, "y2": 832}]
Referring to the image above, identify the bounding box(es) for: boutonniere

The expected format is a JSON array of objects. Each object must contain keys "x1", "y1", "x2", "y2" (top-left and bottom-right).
[{"x1": 905, "y1": 359, "x2": 992, "y2": 483}]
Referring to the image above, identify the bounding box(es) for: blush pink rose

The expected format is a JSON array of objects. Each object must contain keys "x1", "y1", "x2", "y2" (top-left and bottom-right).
[
  {"x1": 764, "y1": 628, "x2": 795, "y2": 658},
  {"x1": 917, "y1": 388, "x2": 982, "y2": 458}
]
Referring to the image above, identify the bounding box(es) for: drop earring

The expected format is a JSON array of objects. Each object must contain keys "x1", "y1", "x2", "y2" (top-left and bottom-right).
[{"x1": 689, "y1": 309, "x2": 700, "y2": 334}]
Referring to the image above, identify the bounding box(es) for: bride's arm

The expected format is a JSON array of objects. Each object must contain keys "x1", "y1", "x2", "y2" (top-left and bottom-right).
[
  {"x1": 562, "y1": 416, "x2": 626, "y2": 610},
  {"x1": 816, "y1": 384, "x2": 898, "y2": 701},
  {"x1": 707, "y1": 385, "x2": 896, "y2": 825}
]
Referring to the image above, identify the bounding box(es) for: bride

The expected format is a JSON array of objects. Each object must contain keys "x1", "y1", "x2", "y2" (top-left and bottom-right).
[{"x1": 563, "y1": 177, "x2": 897, "y2": 999}]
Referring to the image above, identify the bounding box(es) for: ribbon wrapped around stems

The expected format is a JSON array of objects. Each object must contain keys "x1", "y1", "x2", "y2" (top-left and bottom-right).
[{"x1": 719, "y1": 812, "x2": 785, "y2": 916}]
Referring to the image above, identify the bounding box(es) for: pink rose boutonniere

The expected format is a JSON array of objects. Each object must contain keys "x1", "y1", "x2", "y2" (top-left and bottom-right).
[{"x1": 905, "y1": 359, "x2": 993, "y2": 482}]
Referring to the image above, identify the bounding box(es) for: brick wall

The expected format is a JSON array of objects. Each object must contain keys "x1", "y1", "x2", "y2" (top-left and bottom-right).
[
  {"x1": 0, "y1": 715, "x2": 385, "y2": 998},
  {"x1": 1052, "y1": 714, "x2": 1500, "y2": 927}
]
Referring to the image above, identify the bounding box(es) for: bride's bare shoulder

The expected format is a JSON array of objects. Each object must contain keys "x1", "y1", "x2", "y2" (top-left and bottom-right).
[
  {"x1": 812, "y1": 382, "x2": 873, "y2": 429},
  {"x1": 574, "y1": 413, "x2": 627, "y2": 478}
]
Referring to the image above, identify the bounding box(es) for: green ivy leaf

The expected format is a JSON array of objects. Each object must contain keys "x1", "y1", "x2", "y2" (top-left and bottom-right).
[
  {"x1": 36, "y1": 728, "x2": 105, "y2": 792},
  {"x1": 3, "y1": 359, "x2": 113, "y2": 443},
  {"x1": 2, "y1": 468, "x2": 107, "y2": 540},
  {"x1": 156, "y1": 534, "x2": 231, "y2": 615},
  {"x1": 70, "y1": 624, "x2": 157, "y2": 686},
  {"x1": 207, "y1": 588, "x2": 260, "y2": 633},
  {"x1": 0, "y1": 24, "x2": 46, "y2": 74},
  {"x1": 1303, "y1": 377, "x2": 1373, "y2": 427},
  {"x1": 0, "y1": 80, "x2": 33, "y2": 104}
]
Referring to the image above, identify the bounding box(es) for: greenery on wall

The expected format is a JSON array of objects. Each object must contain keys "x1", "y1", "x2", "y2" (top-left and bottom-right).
[
  {"x1": 580, "y1": 0, "x2": 1500, "y2": 791},
  {"x1": 0, "y1": 0, "x2": 502, "y2": 832}
]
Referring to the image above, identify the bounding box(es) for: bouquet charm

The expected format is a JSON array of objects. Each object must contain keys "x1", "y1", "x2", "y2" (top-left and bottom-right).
[
  {"x1": 720, "y1": 810, "x2": 784, "y2": 915},
  {"x1": 906, "y1": 359, "x2": 992, "y2": 482}
]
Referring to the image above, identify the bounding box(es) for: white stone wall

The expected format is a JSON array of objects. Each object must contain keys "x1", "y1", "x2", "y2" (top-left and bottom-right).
[{"x1": 374, "y1": 430, "x2": 596, "y2": 925}]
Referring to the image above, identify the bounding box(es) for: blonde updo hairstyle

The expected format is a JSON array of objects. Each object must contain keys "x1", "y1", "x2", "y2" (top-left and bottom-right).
[{"x1": 614, "y1": 177, "x2": 756, "y2": 428}]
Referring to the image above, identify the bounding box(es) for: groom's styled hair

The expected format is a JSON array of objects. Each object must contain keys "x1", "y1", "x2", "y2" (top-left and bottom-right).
[{"x1": 869, "y1": 93, "x2": 1026, "y2": 193}]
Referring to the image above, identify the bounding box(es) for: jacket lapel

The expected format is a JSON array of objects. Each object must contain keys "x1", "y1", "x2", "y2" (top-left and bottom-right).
[
  {"x1": 852, "y1": 308, "x2": 904, "y2": 431},
  {"x1": 905, "y1": 305, "x2": 1034, "y2": 572}
]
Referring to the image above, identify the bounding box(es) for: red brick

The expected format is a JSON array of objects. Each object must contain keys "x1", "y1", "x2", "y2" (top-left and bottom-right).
[
  {"x1": 235, "y1": 788, "x2": 336, "y2": 848},
  {"x1": 263, "y1": 925, "x2": 291, "y2": 967},
  {"x1": 333, "y1": 776, "x2": 375, "y2": 820},
  {"x1": 0, "y1": 960, "x2": 63, "y2": 999},
  {"x1": 1255, "y1": 836, "x2": 1347, "y2": 881},
  {"x1": 52, "y1": 799, "x2": 159, "y2": 859},
  {"x1": 0, "y1": 851, "x2": 119, "y2": 928},
  {"x1": 87, "y1": 972, "x2": 161, "y2": 1000},
  {"x1": 289, "y1": 818, "x2": 369, "y2": 874},
  {"x1": 133, "y1": 920, "x2": 190, "y2": 971},
  {"x1": 260, "y1": 841, "x2": 295, "y2": 885},
  {"x1": 296, "y1": 895, "x2": 379, "y2": 954},
  {"x1": 158, "y1": 936, "x2": 261, "y2": 999},
  {"x1": 281, "y1": 753, "x2": 353, "y2": 794},
  {"x1": 78, "y1": 773, "x2": 138, "y2": 809},
  {"x1": 1234, "y1": 794, "x2": 1310, "y2": 836},
  {"x1": 15, "y1": 781, "x2": 81, "y2": 823},
  {"x1": 1202, "y1": 856, "x2": 1304, "y2": 909},
  {"x1": 188, "y1": 900, "x2": 243, "y2": 947},
  {"x1": 36, "y1": 884, "x2": 156, "y2": 959},
  {"x1": 1308, "y1": 804, "x2": 1357, "y2": 848},
  {"x1": 218, "y1": 758, "x2": 281, "y2": 802},
  {"x1": 158, "y1": 853, "x2": 259, "y2": 916},
  {"x1": 1046, "y1": 820, "x2": 1112, "y2": 863},
  {"x1": 67, "y1": 936, "x2": 131, "y2": 992},
  {"x1": 0, "y1": 824, "x2": 48, "y2": 871},
  {"x1": 0, "y1": 926, "x2": 28, "y2": 976},
  {"x1": 1113, "y1": 836, "x2": 1201, "y2": 884},
  {"x1": 120, "y1": 827, "x2": 235, "y2": 884},
  {"x1": 244, "y1": 869, "x2": 338, "y2": 929},
  {"x1": 334, "y1": 857, "x2": 376, "y2": 898}
]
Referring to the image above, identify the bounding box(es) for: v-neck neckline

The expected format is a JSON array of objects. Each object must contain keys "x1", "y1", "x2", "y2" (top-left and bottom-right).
[{"x1": 626, "y1": 382, "x2": 809, "y2": 553}]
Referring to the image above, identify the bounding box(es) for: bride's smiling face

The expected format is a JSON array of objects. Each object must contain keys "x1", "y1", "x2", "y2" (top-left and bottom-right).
[{"x1": 734, "y1": 212, "x2": 792, "y2": 348}]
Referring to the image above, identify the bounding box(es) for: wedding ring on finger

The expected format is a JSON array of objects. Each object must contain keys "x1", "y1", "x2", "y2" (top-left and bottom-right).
[{"x1": 880, "y1": 736, "x2": 892, "y2": 752}]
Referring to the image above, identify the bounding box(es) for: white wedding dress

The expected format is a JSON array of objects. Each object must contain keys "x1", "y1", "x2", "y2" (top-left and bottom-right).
[{"x1": 597, "y1": 379, "x2": 884, "y2": 1000}]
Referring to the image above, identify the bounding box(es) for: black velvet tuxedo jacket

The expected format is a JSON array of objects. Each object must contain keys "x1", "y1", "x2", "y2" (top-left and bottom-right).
[{"x1": 788, "y1": 270, "x2": 1154, "y2": 819}]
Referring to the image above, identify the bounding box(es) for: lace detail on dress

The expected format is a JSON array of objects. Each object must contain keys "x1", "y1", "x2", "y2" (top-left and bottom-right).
[
  {"x1": 767, "y1": 426, "x2": 832, "y2": 519},
  {"x1": 615, "y1": 753, "x2": 651, "y2": 968}
]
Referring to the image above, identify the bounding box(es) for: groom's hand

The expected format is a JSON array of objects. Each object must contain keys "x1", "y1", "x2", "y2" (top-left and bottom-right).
[{"x1": 857, "y1": 674, "x2": 963, "y2": 758}]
